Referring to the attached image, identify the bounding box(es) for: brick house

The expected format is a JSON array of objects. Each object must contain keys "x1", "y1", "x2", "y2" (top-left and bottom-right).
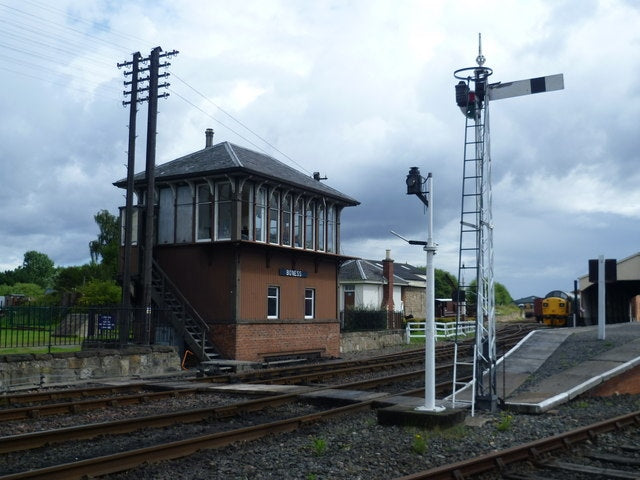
[{"x1": 115, "y1": 129, "x2": 359, "y2": 362}]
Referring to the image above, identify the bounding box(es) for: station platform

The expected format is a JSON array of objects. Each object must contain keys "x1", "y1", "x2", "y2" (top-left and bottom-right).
[{"x1": 494, "y1": 322, "x2": 640, "y2": 413}]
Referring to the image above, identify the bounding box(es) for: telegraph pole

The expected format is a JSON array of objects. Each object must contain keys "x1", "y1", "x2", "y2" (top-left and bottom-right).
[
  {"x1": 118, "y1": 46, "x2": 177, "y2": 345},
  {"x1": 118, "y1": 51, "x2": 144, "y2": 346},
  {"x1": 141, "y1": 46, "x2": 176, "y2": 344}
]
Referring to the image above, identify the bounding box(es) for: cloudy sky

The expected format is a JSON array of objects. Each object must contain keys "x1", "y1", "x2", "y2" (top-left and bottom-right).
[{"x1": 1, "y1": 0, "x2": 638, "y2": 300}]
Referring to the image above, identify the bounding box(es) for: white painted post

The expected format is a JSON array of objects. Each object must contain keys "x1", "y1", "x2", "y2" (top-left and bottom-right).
[{"x1": 417, "y1": 174, "x2": 444, "y2": 412}]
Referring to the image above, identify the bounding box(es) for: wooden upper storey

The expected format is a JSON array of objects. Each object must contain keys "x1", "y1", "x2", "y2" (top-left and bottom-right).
[{"x1": 114, "y1": 140, "x2": 359, "y2": 254}]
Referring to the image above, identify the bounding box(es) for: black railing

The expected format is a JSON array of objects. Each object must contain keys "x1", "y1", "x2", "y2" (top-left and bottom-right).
[{"x1": 0, "y1": 305, "x2": 177, "y2": 353}]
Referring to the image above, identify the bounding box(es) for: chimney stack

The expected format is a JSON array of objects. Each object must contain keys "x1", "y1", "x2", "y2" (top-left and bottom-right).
[{"x1": 205, "y1": 128, "x2": 214, "y2": 147}]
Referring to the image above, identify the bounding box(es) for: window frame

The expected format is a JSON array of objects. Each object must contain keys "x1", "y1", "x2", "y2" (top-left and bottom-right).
[
  {"x1": 293, "y1": 197, "x2": 303, "y2": 248},
  {"x1": 268, "y1": 190, "x2": 280, "y2": 244},
  {"x1": 304, "y1": 200, "x2": 315, "y2": 250},
  {"x1": 196, "y1": 183, "x2": 212, "y2": 242},
  {"x1": 304, "y1": 288, "x2": 315, "y2": 319},
  {"x1": 317, "y1": 202, "x2": 325, "y2": 251},
  {"x1": 214, "y1": 181, "x2": 233, "y2": 241},
  {"x1": 327, "y1": 205, "x2": 336, "y2": 253},
  {"x1": 281, "y1": 193, "x2": 292, "y2": 246},
  {"x1": 255, "y1": 186, "x2": 267, "y2": 243},
  {"x1": 175, "y1": 184, "x2": 194, "y2": 244},
  {"x1": 267, "y1": 285, "x2": 280, "y2": 319}
]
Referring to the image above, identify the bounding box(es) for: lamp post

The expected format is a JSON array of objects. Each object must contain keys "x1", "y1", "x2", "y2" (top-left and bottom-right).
[{"x1": 406, "y1": 167, "x2": 444, "y2": 412}]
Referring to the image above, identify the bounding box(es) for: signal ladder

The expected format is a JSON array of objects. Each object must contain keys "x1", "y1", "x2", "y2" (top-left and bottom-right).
[{"x1": 450, "y1": 87, "x2": 497, "y2": 416}]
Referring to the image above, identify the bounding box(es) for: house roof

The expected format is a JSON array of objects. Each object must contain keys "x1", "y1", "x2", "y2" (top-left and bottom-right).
[
  {"x1": 114, "y1": 141, "x2": 359, "y2": 206},
  {"x1": 338, "y1": 258, "x2": 427, "y2": 286},
  {"x1": 512, "y1": 296, "x2": 540, "y2": 305}
]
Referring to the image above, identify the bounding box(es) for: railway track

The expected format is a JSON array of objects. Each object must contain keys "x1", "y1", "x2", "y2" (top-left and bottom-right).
[
  {"x1": 0, "y1": 322, "x2": 537, "y2": 479},
  {"x1": 391, "y1": 409, "x2": 640, "y2": 480},
  {"x1": 0, "y1": 365, "x2": 466, "y2": 454},
  {"x1": 0, "y1": 369, "x2": 473, "y2": 480}
]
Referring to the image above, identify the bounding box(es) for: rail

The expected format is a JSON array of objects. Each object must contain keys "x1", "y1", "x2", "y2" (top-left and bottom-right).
[{"x1": 405, "y1": 320, "x2": 475, "y2": 343}]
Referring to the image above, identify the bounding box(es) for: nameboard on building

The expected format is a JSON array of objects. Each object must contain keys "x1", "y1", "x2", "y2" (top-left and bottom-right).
[{"x1": 279, "y1": 268, "x2": 308, "y2": 278}]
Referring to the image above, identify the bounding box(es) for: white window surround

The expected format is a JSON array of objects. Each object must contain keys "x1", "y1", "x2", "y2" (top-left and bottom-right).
[
  {"x1": 304, "y1": 288, "x2": 315, "y2": 319},
  {"x1": 267, "y1": 285, "x2": 279, "y2": 319}
]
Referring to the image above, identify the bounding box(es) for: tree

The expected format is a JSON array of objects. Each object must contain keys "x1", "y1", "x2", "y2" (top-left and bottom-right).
[
  {"x1": 415, "y1": 267, "x2": 458, "y2": 299},
  {"x1": 19, "y1": 251, "x2": 55, "y2": 288},
  {"x1": 77, "y1": 279, "x2": 121, "y2": 306},
  {"x1": 463, "y1": 279, "x2": 513, "y2": 306},
  {"x1": 88, "y1": 210, "x2": 120, "y2": 281},
  {"x1": 434, "y1": 269, "x2": 457, "y2": 298},
  {"x1": 0, "y1": 282, "x2": 45, "y2": 299},
  {"x1": 494, "y1": 282, "x2": 513, "y2": 305}
]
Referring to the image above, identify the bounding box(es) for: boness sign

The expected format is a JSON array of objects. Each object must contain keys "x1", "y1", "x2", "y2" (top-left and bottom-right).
[{"x1": 278, "y1": 268, "x2": 308, "y2": 278}]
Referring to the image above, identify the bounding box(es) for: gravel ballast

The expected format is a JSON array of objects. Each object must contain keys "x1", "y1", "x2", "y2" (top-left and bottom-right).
[
  {"x1": 3, "y1": 323, "x2": 639, "y2": 480},
  {"x1": 100, "y1": 394, "x2": 639, "y2": 480},
  {"x1": 101, "y1": 324, "x2": 640, "y2": 480}
]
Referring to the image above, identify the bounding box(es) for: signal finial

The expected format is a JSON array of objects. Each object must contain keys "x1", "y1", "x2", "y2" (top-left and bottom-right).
[{"x1": 476, "y1": 33, "x2": 485, "y2": 67}]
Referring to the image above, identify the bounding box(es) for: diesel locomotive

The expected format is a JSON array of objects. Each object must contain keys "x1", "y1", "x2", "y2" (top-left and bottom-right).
[{"x1": 541, "y1": 290, "x2": 572, "y2": 327}]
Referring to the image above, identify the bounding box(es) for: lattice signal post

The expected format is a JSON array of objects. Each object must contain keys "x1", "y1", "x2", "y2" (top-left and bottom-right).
[{"x1": 451, "y1": 35, "x2": 563, "y2": 413}]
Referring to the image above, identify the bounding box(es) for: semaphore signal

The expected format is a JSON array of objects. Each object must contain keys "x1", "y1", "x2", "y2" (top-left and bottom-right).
[{"x1": 450, "y1": 34, "x2": 564, "y2": 414}]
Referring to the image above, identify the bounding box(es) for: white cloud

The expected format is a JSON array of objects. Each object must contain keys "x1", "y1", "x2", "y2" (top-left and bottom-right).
[{"x1": 0, "y1": 0, "x2": 638, "y2": 301}]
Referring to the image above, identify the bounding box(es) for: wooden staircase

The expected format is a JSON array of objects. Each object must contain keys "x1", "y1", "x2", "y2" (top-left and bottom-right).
[{"x1": 150, "y1": 259, "x2": 219, "y2": 362}]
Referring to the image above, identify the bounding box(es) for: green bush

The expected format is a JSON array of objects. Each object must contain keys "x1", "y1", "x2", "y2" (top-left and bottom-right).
[
  {"x1": 77, "y1": 280, "x2": 121, "y2": 306},
  {"x1": 343, "y1": 307, "x2": 387, "y2": 331}
]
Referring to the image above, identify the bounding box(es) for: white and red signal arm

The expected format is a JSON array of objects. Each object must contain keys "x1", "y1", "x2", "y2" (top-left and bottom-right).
[{"x1": 488, "y1": 73, "x2": 564, "y2": 101}]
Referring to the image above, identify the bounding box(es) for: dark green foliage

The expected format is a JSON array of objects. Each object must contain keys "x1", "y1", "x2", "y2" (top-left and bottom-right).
[
  {"x1": 494, "y1": 283, "x2": 513, "y2": 305},
  {"x1": 435, "y1": 269, "x2": 457, "y2": 298},
  {"x1": 77, "y1": 279, "x2": 122, "y2": 306},
  {"x1": 88, "y1": 209, "x2": 120, "y2": 281},
  {"x1": 343, "y1": 307, "x2": 387, "y2": 331},
  {"x1": 0, "y1": 251, "x2": 56, "y2": 289},
  {"x1": 413, "y1": 267, "x2": 459, "y2": 299},
  {"x1": 0, "y1": 282, "x2": 45, "y2": 298},
  {"x1": 462, "y1": 280, "x2": 513, "y2": 306}
]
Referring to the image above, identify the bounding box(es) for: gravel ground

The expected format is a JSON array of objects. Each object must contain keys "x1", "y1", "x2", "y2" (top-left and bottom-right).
[
  {"x1": 4, "y1": 323, "x2": 639, "y2": 480},
  {"x1": 99, "y1": 394, "x2": 640, "y2": 480},
  {"x1": 99, "y1": 324, "x2": 640, "y2": 480}
]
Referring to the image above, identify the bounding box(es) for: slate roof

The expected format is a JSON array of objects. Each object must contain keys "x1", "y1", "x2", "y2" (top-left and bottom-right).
[
  {"x1": 114, "y1": 141, "x2": 359, "y2": 206},
  {"x1": 338, "y1": 258, "x2": 427, "y2": 286}
]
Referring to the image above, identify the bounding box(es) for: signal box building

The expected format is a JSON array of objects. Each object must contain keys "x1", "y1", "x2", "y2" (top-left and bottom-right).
[{"x1": 115, "y1": 129, "x2": 359, "y2": 362}]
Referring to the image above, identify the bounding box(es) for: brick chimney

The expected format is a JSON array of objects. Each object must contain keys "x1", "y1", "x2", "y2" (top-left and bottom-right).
[
  {"x1": 205, "y1": 128, "x2": 214, "y2": 147},
  {"x1": 382, "y1": 249, "x2": 394, "y2": 325}
]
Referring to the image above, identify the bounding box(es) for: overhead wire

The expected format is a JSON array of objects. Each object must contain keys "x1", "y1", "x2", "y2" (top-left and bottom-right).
[
  {"x1": 0, "y1": 0, "x2": 311, "y2": 175},
  {"x1": 170, "y1": 72, "x2": 312, "y2": 175}
]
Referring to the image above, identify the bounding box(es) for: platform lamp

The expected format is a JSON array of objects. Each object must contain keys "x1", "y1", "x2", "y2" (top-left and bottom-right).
[{"x1": 405, "y1": 167, "x2": 444, "y2": 412}]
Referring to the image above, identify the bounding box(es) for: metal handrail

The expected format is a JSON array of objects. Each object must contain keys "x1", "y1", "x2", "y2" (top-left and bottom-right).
[{"x1": 150, "y1": 258, "x2": 212, "y2": 360}]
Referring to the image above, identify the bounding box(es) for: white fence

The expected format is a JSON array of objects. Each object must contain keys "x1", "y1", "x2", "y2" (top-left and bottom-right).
[{"x1": 405, "y1": 320, "x2": 476, "y2": 343}]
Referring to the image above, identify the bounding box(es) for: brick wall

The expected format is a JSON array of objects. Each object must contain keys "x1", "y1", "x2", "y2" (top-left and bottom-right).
[{"x1": 233, "y1": 321, "x2": 340, "y2": 361}]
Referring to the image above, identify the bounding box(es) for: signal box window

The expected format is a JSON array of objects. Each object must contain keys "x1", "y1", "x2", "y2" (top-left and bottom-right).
[
  {"x1": 305, "y1": 288, "x2": 315, "y2": 319},
  {"x1": 267, "y1": 286, "x2": 279, "y2": 319}
]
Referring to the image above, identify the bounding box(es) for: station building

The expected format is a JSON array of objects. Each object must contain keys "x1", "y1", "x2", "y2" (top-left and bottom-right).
[
  {"x1": 115, "y1": 129, "x2": 359, "y2": 362},
  {"x1": 578, "y1": 252, "x2": 640, "y2": 324}
]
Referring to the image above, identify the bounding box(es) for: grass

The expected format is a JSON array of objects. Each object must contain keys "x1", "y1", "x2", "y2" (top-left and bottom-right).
[
  {"x1": 0, "y1": 345, "x2": 82, "y2": 355},
  {"x1": 411, "y1": 433, "x2": 427, "y2": 454},
  {"x1": 310, "y1": 437, "x2": 327, "y2": 456},
  {"x1": 495, "y1": 411, "x2": 514, "y2": 431},
  {"x1": 0, "y1": 327, "x2": 83, "y2": 354}
]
